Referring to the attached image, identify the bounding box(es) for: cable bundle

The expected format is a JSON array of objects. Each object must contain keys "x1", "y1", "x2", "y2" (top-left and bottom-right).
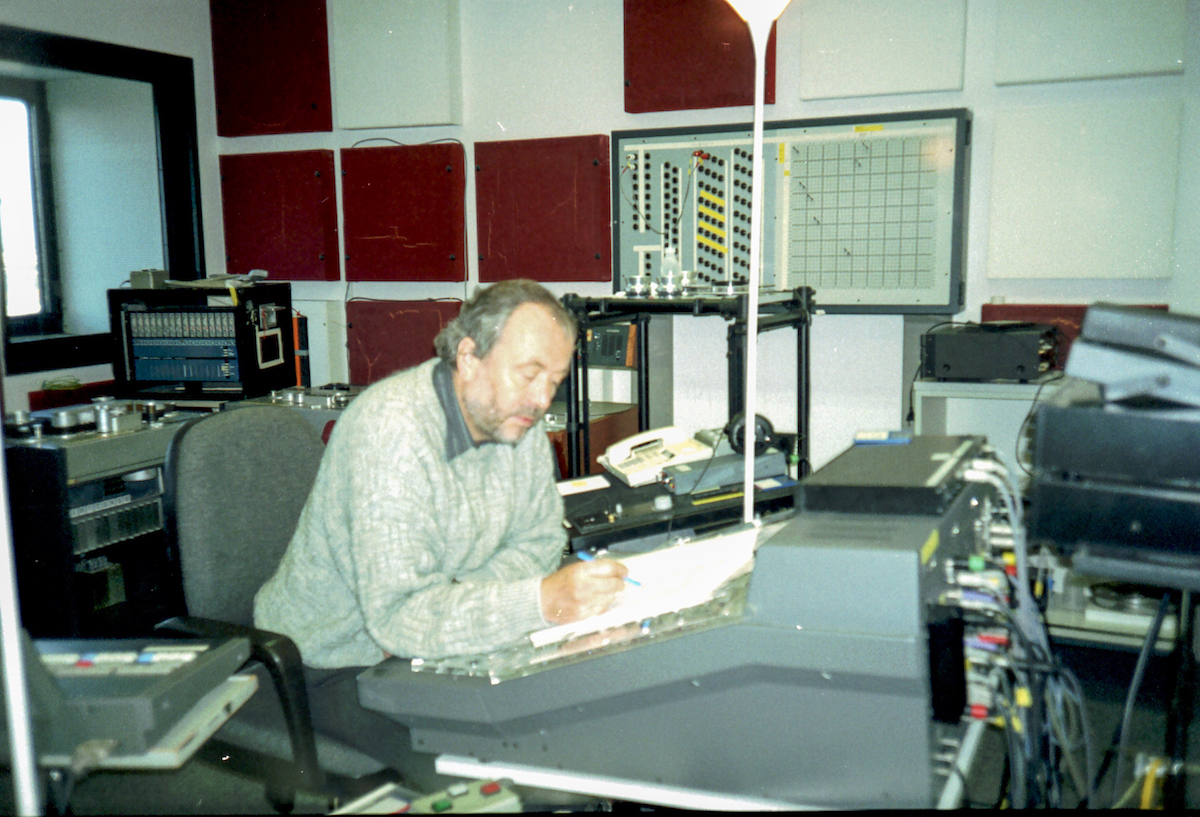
[{"x1": 946, "y1": 449, "x2": 1097, "y2": 808}]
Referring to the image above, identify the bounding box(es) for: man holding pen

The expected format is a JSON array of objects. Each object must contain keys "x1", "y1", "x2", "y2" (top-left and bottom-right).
[{"x1": 254, "y1": 279, "x2": 627, "y2": 791}]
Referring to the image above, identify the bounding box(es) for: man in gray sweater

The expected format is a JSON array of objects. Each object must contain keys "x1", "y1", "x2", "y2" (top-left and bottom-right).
[{"x1": 253, "y1": 279, "x2": 627, "y2": 791}]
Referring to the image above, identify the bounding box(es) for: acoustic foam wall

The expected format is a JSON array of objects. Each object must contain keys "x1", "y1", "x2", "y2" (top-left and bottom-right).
[
  {"x1": 475, "y1": 134, "x2": 611, "y2": 283},
  {"x1": 341, "y1": 143, "x2": 467, "y2": 282},
  {"x1": 345, "y1": 299, "x2": 462, "y2": 385},
  {"x1": 219, "y1": 150, "x2": 339, "y2": 281}
]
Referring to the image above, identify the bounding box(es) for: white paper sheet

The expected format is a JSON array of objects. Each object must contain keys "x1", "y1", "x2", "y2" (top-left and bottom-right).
[
  {"x1": 530, "y1": 526, "x2": 758, "y2": 648},
  {"x1": 556, "y1": 474, "x2": 611, "y2": 496}
]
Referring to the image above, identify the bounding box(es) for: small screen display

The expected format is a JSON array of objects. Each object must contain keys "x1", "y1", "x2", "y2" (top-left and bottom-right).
[{"x1": 257, "y1": 328, "x2": 284, "y2": 368}]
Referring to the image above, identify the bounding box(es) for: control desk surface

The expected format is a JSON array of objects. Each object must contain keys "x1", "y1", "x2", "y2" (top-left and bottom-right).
[{"x1": 359, "y1": 483, "x2": 985, "y2": 809}]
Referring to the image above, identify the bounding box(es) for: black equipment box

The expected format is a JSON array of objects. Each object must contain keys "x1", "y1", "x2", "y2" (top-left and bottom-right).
[
  {"x1": 1032, "y1": 380, "x2": 1200, "y2": 486},
  {"x1": 585, "y1": 323, "x2": 635, "y2": 367},
  {"x1": 1028, "y1": 304, "x2": 1200, "y2": 584},
  {"x1": 920, "y1": 322, "x2": 1056, "y2": 381},
  {"x1": 4, "y1": 408, "x2": 198, "y2": 638},
  {"x1": 797, "y1": 434, "x2": 984, "y2": 516},
  {"x1": 1028, "y1": 475, "x2": 1200, "y2": 562},
  {"x1": 1027, "y1": 378, "x2": 1200, "y2": 562},
  {"x1": 562, "y1": 473, "x2": 795, "y2": 553},
  {"x1": 109, "y1": 283, "x2": 294, "y2": 400}
]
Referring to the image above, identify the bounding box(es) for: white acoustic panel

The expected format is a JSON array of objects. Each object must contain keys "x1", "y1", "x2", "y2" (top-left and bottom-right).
[
  {"x1": 987, "y1": 99, "x2": 1182, "y2": 280},
  {"x1": 797, "y1": 0, "x2": 966, "y2": 100},
  {"x1": 330, "y1": 0, "x2": 462, "y2": 129},
  {"x1": 995, "y1": 0, "x2": 1186, "y2": 85}
]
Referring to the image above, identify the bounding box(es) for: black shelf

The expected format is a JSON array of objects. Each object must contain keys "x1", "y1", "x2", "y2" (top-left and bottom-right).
[{"x1": 560, "y1": 287, "x2": 814, "y2": 479}]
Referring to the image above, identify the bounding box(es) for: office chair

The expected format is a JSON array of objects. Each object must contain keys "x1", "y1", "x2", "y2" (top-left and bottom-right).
[{"x1": 156, "y1": 404, "x2": 397, "y2": 811}]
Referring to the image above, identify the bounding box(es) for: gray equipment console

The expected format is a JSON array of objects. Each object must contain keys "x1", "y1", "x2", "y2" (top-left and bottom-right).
[
  {"x1": 359, "y1": 466, "x2": 985, "y2": 808},
  {"x1": 1, "y1": 635, "x2": 251, "y2": 764}
]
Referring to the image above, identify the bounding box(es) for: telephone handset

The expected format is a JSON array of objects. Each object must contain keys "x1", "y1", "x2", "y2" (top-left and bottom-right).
[{"x1": 598, "y1": 426, "x2": 715, "y2": 487}]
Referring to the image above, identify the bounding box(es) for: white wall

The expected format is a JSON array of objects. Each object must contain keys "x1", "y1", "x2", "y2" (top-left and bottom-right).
[
  {"x1": 2, "y1": 0, "x2": 1197, "y2": 471},
  {"x1": 50, "y1": 74, "x2": 163, "y2": 336}
]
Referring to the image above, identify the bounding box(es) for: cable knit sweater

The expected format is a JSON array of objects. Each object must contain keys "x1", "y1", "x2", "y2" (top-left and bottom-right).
[{"x1": 253, "y1": 358, "x2": 564, "y2": 667}]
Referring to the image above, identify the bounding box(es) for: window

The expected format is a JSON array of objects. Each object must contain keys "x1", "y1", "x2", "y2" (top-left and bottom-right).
[
  {"x1": 0, "y1": 77, "x2": 60, "y2": 338},
  {"x1": 0, "y1": 24, "x2": 205, "y2": 376}
]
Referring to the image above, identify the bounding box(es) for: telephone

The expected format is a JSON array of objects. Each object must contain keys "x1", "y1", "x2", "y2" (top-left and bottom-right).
[{"x1": 598, "y1": 426, "x2": 715, "y2": 487}]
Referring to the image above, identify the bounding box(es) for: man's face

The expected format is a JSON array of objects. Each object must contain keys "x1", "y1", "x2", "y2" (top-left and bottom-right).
[{"x1": 455, "y1": 302, "x2": 574, "y2": 445}]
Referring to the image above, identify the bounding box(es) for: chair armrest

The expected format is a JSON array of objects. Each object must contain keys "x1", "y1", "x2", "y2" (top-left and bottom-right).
[
  {"x1": 155, "y1": 615, "x2": 323, "y2": 782},
  {"x1": 157, "y1": 614, "x2": 257, "y2": 641}
]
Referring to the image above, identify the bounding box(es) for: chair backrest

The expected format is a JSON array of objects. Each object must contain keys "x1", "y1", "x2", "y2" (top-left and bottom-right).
[{"x1": 164, "y1": 405, "x2": 326, "y2": 627}]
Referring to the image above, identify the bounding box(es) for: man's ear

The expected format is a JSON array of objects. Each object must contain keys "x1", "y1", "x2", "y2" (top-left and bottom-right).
[{"x1": 456, "y1": 336, "x2": 479, "y2": 380}]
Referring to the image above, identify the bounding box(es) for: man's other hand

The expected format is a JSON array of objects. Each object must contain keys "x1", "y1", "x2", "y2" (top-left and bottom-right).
[{"x1": 539, "y1": 559, "x2": 629, "y2": 624}]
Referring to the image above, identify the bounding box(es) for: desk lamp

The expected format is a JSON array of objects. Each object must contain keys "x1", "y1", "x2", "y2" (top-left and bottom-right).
[{"x1": 725, "y1": 0, "x2": 792, "y2": 523}]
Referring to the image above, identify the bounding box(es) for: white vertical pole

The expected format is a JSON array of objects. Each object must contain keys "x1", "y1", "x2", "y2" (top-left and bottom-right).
[
  {"x1": 0, "y1": 174, "x2": 41, "y2": 815},
  {"x1": 741, "y1": 13, "x2": 773, "y2": 525},
  {"x1": 0, "y1": 430, "x2": 41, "y2": 815}
]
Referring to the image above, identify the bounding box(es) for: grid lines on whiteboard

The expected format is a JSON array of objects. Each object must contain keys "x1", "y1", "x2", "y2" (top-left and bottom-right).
[{"x1": 787, "y1": 136, "x2": 938, "y2": 291}]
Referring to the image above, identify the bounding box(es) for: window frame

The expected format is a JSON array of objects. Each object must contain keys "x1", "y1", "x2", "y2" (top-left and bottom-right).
[
  {"x1": 0, "y1": 75, "x2": 64, "y2": 339},
  {"x1": 0, "y1": 25, "x2": 204, "y2": 376}
]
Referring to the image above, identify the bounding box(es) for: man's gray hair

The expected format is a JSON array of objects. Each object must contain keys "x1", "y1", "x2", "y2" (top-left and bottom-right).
[{"x1": 434, "y1": 279, "x2": 577, "y2": 367}]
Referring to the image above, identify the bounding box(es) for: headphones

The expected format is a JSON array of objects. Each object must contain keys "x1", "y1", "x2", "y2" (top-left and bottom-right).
[{"x1": 724, "y1": 412, "x2": 776, "y2": 457}]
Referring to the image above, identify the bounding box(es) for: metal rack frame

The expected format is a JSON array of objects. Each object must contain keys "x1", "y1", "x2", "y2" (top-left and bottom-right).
[{"x1": 560, "y1": 287, "x2": 813, "y2": 479}]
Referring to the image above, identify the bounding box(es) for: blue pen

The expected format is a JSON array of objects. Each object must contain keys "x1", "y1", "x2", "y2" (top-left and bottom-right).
[{"x1": 577, "y1": 550, "x2": 641, "y2": 587}]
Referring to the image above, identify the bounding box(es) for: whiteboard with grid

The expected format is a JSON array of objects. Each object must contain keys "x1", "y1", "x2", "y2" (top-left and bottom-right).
[{"x1": 612, "y1": 109, "x2": 968, "y2": 314}]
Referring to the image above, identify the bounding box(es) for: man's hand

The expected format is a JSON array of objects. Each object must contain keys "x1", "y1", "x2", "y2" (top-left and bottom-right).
[{"x1": 539, "y1": 559, "x2": 629, "y2": 625}]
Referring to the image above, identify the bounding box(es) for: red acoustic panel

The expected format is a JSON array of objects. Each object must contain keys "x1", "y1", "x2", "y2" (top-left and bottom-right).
[
  {"x1": 341, "y1": 144, "x2": 467, "y2": 282},
  {"x1": 219, "y1": 151, "x2": 339, "y2": 281},
  {"x1": 210, "y1": 0, "x2": 333, "y2": 136},
  {"x1": 980, "y1": 303, "x2": 1168, "y2": 368},
  {"x1": 346, "y1": 299, "x2": 462, "y2": 385},
  {"x1": 28, "y1": 380, "x2": 117, "y2": 411},
  {"x1": 475, "y1": 135, "x2": 611, "y2": 283},
  {"x1": 624, "y1": 0, "x2": 776, "y2": 114}
]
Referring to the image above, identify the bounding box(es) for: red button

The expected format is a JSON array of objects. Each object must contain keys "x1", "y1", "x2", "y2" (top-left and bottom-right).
[{"x1": 480, "y1": 781, "x2": 502, "y2": 796}]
